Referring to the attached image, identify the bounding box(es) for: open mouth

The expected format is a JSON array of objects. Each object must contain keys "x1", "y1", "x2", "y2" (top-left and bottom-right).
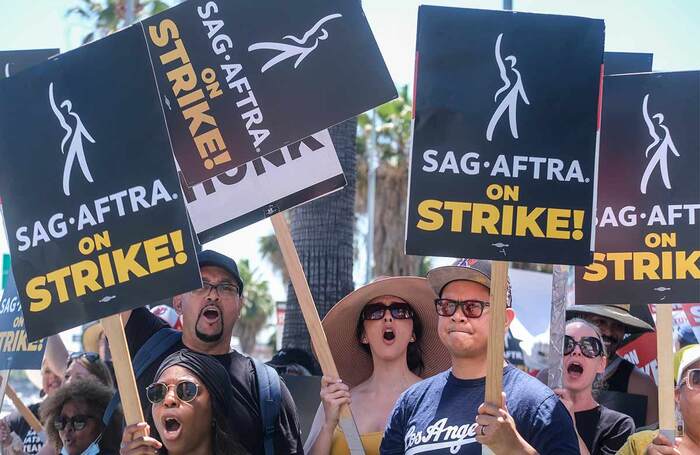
[
  {"x1": 201, "y1": 305, "x2": 221, "y2": 322},
  {"x1": 164, "y1": 417, "x2": 181, "y2": 433},
  {"x1": 566, "y1": 362, "x2": 584, "y2": 378},
  {"x1": 383, "y1": 329, "x2": 395, "y2": 341}
]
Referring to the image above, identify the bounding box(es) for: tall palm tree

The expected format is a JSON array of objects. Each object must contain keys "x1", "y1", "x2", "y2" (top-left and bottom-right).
[
  {"x1": 233, "y1": 259, "x2": 274, "y2": 354},
  {"x1": 281, "y1": 119, "x2": 357, "y2": 352},
  {"x1": 67, "y1": 0, "x2": 171, "y2": 42}
]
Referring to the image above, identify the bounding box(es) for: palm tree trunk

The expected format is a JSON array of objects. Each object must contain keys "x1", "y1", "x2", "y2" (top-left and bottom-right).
[{"x1": 281, "y1": 119, "x2": 357, "y2": 353}]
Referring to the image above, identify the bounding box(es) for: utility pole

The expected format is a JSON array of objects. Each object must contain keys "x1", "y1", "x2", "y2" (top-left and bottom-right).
[
  {"x1": 125, "y1": 0, "x2": 136, "y2": 26},
  {"x1": 365, "y1": 110, "x2": 377, "y2": 284},
  {"x1": 503, "y1": 0, "x2": 513, "y2": 11}
]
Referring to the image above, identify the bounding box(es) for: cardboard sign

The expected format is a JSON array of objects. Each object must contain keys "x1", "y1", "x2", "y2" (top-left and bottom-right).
[
  {"x1": 184, "y1": 129, "x2": 346, "y2": 243},
  {"x1": 0, "y1": 271, "x2": 46, "y2": 370},
  {"x1": 0, "y1": 49, "x2": 59, "y2": 78},
  {"x1": 142, "y1": 0, "x2": 396, "y2": 185},
  {"x1": 406, "y1": 6, "x2": 604, "y2": 264},
  {"x1": 575, "y1": 72, "x2": 700, "y2": 304},
  {"x1": 604, "y1": 52, "x2": 653, "y2": 76},
  {"x1": 0, "y1": 25, "x2": 201, "y2": 340}
]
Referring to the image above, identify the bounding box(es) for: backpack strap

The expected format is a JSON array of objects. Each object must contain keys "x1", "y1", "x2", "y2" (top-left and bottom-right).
[
  {"x1": 252, "y1": 358, "x2": 282, "y2": 455},
  {"x1": 103, "y1": 328, "x2": 182, "y2": 425}
]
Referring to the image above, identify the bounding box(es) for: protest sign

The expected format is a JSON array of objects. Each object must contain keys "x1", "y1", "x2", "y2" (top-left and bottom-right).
[
  {"x1": 575, "y1": 71, "x2": 700, "y2": 305},
  {"x1": 184, "y1": 129, "x2": 345, "y2": 243},
  {"x1": 406, "y1": 6, "x2": 604, "y2": 265},
  {"x1": 0, "y1": 270, "x2": 46, "y2": 370},
  {"x1": 0, "y1": 25, "x2": 201, "y2": 340},
  {"x1": 0, "y1": 49, "x2": 58, "y2": 78},
  {"x1": 604, "y1": 52, "x2": 653, "y2": 75},
  {"x1": 141, "y1": 0, "x2": 396, "y2": 185}
]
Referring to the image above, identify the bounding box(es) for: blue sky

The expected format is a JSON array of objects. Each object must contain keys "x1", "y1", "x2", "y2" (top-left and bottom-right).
[{"x1": 1, "y1": 0, "x2": 699, "y2": 302}]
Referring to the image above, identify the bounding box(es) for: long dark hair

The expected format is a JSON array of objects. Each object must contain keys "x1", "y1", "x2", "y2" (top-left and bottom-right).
[
  {"x1": 355, "y1": 302, "x2": 425, "y2": 375},
  {"x1": 148, "y1": 350, "x2": 248, "y2": 455}
]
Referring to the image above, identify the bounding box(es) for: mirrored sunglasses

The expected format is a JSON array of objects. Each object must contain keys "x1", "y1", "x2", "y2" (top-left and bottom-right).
[{"x1": 361, "y1": 302, "x2": 414, "y2": 321}]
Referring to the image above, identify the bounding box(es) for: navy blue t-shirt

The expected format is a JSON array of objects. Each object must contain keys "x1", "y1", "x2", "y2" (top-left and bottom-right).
[{"x1": 381, "y1": 365, "x2": 579, "y2": 454}]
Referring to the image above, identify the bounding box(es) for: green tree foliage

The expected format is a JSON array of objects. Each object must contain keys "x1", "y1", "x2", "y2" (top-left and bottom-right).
[
  {"x1": 234, "y1": 259, "x2": 274, "y2": 354},
  {"x1": 67, "y1": 0, "x2": 172, "y2": 43}
]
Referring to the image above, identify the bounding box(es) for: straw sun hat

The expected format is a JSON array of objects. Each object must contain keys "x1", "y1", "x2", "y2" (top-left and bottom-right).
[{"x1": 322, "y1": 276, "x2": 451, "y2": 388}]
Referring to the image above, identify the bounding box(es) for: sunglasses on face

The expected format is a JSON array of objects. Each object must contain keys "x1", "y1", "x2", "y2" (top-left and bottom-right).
[
  {"x1": 361, "y1": 302, "x2": 414, "y2": 321},
  {"x1": 146, "y1": 380, "x2": 199, "y2": 404},
  {"x1": 434, "y1": 299, "x2": 490, "y2": 318},
  {"x1": 564, "y1": 335, "x2": 604, "y2": 358},
  {"x1": 681, "y1": 368, "x2": 700, "y2": 391},
  {"x1": 68, "y1": 352, "x2": 100, "y2": 363},
  {"x1": 54, "y1": 415, "x2": 95, "y2": 432}
]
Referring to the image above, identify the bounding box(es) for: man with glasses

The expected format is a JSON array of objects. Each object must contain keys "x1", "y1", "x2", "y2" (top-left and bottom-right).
[
  {"x1": 381, "y1": 258, "x2": 579, "y2": 454},
  {"x1": 617, "y1": 344, "x2": 700, "y2": 454},
  {"x1": 122, "y1": 250, "x2": 303, "y2": 455}
]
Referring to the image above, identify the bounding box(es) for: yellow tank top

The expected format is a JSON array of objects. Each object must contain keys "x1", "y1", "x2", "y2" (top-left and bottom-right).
[{"x1": 330, "y1": 427, "x2": 382, "y2": 455}]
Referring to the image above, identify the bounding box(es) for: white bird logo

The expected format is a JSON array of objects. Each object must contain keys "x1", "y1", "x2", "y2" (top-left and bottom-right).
[
  {"x1": 248, "y1": 13, "x2": 343, "y2": 73},
  {"x1": 640, "y1": 94, "x2": 679, "y2": 194}
]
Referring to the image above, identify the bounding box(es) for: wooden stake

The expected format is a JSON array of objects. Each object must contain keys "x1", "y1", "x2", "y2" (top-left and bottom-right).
[
  {"x1": 271, "y1": 213, "x2": 365, "y2": 454},
  {"x1": 101, "y1": 313, "x2": 145, "y2": 426},
  {"x1": 655, "y1": 304, "x2": 675, "y2": 440},
  {"x1": 547, "y1": 265, "x2": 568, "y2": 389},
  {"x1": 483, "y1": 261, "x2": 509, "y2": 455},
  {"x1": 6, "y1": 383, "x2": 42, "y2": 433}
]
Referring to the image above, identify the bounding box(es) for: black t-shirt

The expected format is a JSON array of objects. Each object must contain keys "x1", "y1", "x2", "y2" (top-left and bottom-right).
[
  {"x1": 125, "y1": 308, "x2": 303, "y2": 455},
  {"x1": 7, "y1": 403, "x2": 43, "y2": 455},
  {"x1": 575, "y1": 405, "x2": 635, "y2": 455}
]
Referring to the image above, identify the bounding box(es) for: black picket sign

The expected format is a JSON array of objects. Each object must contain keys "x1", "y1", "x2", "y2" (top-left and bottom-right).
[
  {"x1": 406, "y1": 6, "x2": 604, "y2": 265},
  {"x1": 0, "y1": 26, "x2": 201, "y2": 340}
]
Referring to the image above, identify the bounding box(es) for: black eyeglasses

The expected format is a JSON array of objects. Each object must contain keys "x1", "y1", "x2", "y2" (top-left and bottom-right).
[
  {"x1": 564, "y1": 335, "x2": 604, "y2": 358},
  {"x1": 146, "y1": 380, "x2": 199, "y2": 404},
  {"x1": 54, "y1": 415, "x2": 95, "y2": 432},
  {"x1": 361, "y1": 302, "x2": 414, "y2": 321},
  {"x1": 67, "y1": 352, "x2": 100, "y2": 368},
  {"x1": 192, "y1": 281, "x2": 239, "y2": 297},
  {"x1": 435, "y1": 299, "x2": 490, "y2": 318}
]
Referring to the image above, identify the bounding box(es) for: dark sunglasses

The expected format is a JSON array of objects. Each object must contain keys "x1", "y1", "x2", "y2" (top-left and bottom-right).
[
  {"x1": 434, "y1": 299, "x2": 490, "y2": 318},
  {"x1": 68, "y1": 352, "x2": 100, "y2": 363},
  {"x1": 361, "y1": 302, "x2": 414, "y2": 321},
  {"x1": 54, "y1": 415, "x2": 95, "y2": 431},
  {"x1": 146, "y1": 380, "x2": 199, "y2": 404},
  {"x1": 564, "y1": 335, "x2": 604, "y2": 358}
]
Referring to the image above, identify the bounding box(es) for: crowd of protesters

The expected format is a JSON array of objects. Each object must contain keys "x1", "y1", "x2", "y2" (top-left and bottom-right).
[{"x1": 0, "y1": 251, "x2": 697, "y2": 454}]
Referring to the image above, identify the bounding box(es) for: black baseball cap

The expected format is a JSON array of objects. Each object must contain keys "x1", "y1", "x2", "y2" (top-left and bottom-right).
[{"x1": 197, "y1": 250, "x2": 243, "y2": 295}]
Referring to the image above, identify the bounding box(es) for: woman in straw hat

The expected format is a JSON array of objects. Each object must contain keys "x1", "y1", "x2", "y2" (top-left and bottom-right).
[{"x1": 304, "y1": 276, "x2": 450, "y2": 455}]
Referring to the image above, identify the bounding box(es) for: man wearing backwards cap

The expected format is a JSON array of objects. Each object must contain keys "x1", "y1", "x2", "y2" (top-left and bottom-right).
[
  {"x1": 565, "y1": 304, "x2": 658, "y2": 425},
  {"x1": 122, "y1": 250, "x2": 303, "y2": 455},
  {"x1": 381, "y1": 259, "x2": 579, "y2": 454}
]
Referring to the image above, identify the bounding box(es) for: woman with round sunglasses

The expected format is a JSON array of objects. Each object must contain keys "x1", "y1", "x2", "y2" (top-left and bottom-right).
[
  {"x1": 304, "y1": 276, "x2": 450, "y2": 455},
  {"x1": 40, "y1": 379, "x2": 122, "y2": 455},
  {"x1": 119, "y1": 349, "x2": 248, "y2": 455},
  {"x1": 553, "y1": 319, "x2": 634, "y2": 455}
]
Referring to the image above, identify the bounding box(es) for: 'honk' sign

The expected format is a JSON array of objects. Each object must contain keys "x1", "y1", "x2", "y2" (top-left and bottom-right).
[
  {"x1": 0, "y1": 26, "x2": 200, "y2": 340},
  {"x1": 576, "y1": 71, "x2": 700, "y2": 305},
  {"x1": 406, "y1": 6, "x2": 604, "y2": 264}
]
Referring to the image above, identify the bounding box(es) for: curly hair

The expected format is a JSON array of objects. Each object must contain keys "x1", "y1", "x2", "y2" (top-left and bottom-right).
[{"x1": 40, "y1": 379, "x2": 122, "y2": 453}]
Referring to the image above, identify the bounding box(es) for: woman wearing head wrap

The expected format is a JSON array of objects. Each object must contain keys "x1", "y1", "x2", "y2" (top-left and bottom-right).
[
  {"x1": 119, "y1": 349, "x2": 248, "y2": 455},
  {"x1": 304, "y1": 276, "x2": 450, "y2": 455}
]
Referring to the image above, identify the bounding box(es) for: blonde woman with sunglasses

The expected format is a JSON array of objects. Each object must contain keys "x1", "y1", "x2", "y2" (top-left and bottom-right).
[{"x1": 554, "y1": 319, "x2": 635, "y2": 455}]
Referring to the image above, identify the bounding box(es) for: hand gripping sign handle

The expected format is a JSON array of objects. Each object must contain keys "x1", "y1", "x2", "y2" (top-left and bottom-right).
[
  {"x1": 655, "y1": 304, "x2": 675, "y2": 439},
  {"x1": 101, "y1": 314, "x2": 146, "y2": 428},
  {"x1": 6, "y1": 383, "x2": 43, "y2": 433},
  {"x1": 482, "y1": 261, "x2": 509, "y2": 455},
  {"x1": 271, "y1": 213, "x2": 366, "y2": 455}
]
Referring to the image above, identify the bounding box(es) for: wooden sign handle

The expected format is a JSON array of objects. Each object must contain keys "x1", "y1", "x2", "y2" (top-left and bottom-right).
[
  {"x1": 655, "y1": 304, "x2": 675, "y2": 436},
  {"x1": 271, "y1": 214, "x2": 365, "y2": 454},
  {"x1": 101, "y1": 313, "x2": 145, "y2": 427},
  {"x1": 6, "y1": 384, "x2": 42, "y2": 433},
  {"x1": 482, "y1": 261, "x2": 509, "y2": 455}
]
